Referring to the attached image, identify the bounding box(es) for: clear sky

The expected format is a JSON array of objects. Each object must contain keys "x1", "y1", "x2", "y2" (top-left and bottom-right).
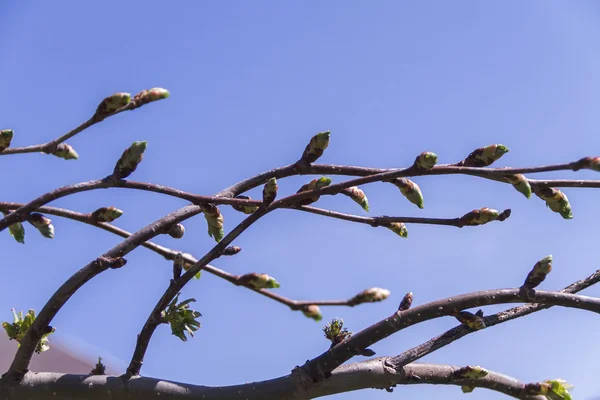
[{"x1": 2, "y1": 2, "x2": 600, "y2": 399}]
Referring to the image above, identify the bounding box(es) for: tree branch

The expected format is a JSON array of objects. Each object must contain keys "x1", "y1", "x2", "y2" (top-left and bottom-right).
[
  {"x1": 300, "y1": 287, "x2": 600, "y2": 381},
  {"x1": 387, "y1": 268, "x2": 600, "y2": 369},
  {"x1": 2, "y1": 361, "x2": 542, "y2": 400}
]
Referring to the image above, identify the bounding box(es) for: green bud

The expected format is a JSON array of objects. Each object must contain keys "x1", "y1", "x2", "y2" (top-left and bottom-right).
[
  {"x1": 505, "y1": 174, "x2": 532, "y2": 199},
  {"x1": 460, "y1": 207, "x2": 500, "y2": 226},
  {"x1": 323, "y1": 318, "x2": 352, "y2": 345},
  {"x1": 167, "y1": 223, "x2": 185, "y2": 239},
  {"x1": 95, "y1": 92, "x2": 131, "y2": 116},
  {"x1": 454, "y1": 311, "x2": 486, "y2": 330},
  {"x1": 350, "y1": 287, "x2": 391, "y2": 305},
  {"x1": 301, "y1": 131, "x2": 331, "y2": 163},
  {"x1": 459, "y1": 144, "x2": 509, "y2": 167},
  {"x1": 302, "y1": 305, "x2": 323, "y2": 321},
  {"x1": 181, "y1": 253, "x2": 201, "y2": 279},
  {"x1": 91, "y1": 206, "x2": 124, "y2": 223},
  {"x1": 202, "y1": 204, "x2": 224, "y2": 243},
  {"x1": 525, "y1": 379, "x2": 573, "y2": 399},
  {"x1": 577, "y1": 156, "x2": 600, "y2": 172},
  {"x1": 415, "y1": 152, "x2": 438, "y2": 170},
  {"x1": 398, "y1": 292, "x2": 413, "y2": 311},
  {"x1": 296, "y1": 176, "x2": 332, "y2": 205},
  {"x1": 0, "y1": 129, "x2": 14, "y2": 152},
  {"x1": 341, "y1": 186, "x2": 369, "y2": 211},
  {"x1": 239, "y1": 273, "x2": 281, "y2": 289},
  {"x1": 27, "y1": 213, "x2": 54, "y2": 239},
  {"x1": 385, "y1": 222, "x2": 408, "y2": 238},
  {"x1": 2, "y1": 211, "x2": 25, "y2": 244},
  {"x1": 535, "y1": 187, "x2": 573, "y2": 219},
  {"x1": 461, "y1": 386, "x2": 475, "y2": 393},
  {"x1": 523, "y1": 255, "x2": 552, "y2": 290},
  {"x1": 262, "y1": 178, "x2": 278, "y2": 206},
  {"x1": 113, "y1": 141, "x2": 147, "y2": 179},
  {"x1": 232, "y1": 195, "x2": 260, "y2": 214},
  {"x1": 132, "y1": 87, "x2": 170, "y2": 106},
  {"x1": 390, "y1": 178, "x2": 424, "y2": 208},
  {"x1": 36, "y1": 326, "x2": 55, "y2": 353},
  {"x1": 456, "y1": 366, "x2": 489, "y2": 379},
  {"x1": 52, "y1": 143, "x2": 79, "y2": 160}
]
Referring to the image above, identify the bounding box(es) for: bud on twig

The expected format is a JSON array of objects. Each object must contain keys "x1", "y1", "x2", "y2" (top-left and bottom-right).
[
  {"x1": 385, "y1": 222, "x2": 408, "y2": 238},
  {"x1": 91, "y1": 206, "x2": 124, "y2": 223},
  {"x1": 27, "y1": 213, "x2": 54, "y2": 239},
  {"x1": 296, "y1": 176, "x2": 332, "y2": 205},
  {"x1": 132, "y1": 87, "x2": 170, "y2": 107},
  {"x1": 2, "y1": 211, "x2": 25, "y2": 244},
  {"x1": 181, "y1": 253, "x2": 201, "y2": 280},
  {"x1": 222, "y1": 246, "x2": 241, "y2": 256},
  {"x1": 262, "y1": 178, "x2": 278, "y2": 206},
  {"x1": 167, "y1": 223, "x2": 185, "y2": 239},
  {"x1": 341, "y1": 186, "x2": 369, "y2": 211},
  {"x1": 350, "y1": 287, "x2": 390, "y2": 305},
  {"x1": 525, "y1": 379, "x2": 573, "y2": 399},
  {"x1": 323, "y1": 318, "x2": 352, "y2": 345},
  {"x1": 454, "y1": 365, "x2": 489, "y2": 379},
  {"x1": 414, "y1": 151, "x2": 438, "y2": 170},
  {"x1": 0, "y1": 129, "x2": 14, "y2": 152},
  {"x1": 238, "y1": 273, "x2": 281, "y2": 289},
  {"x1": 576, "y1": 156, "x2": 600, "y2": 171},
  {"x1": 398, "y1": 292, "x2": 413, "y2": 311},
  {"x1": 301, "y1": 131, "x2": 330, "y2": 163},
  {"x1": 460, "y1": 207, "x2": 511, "y2": 226},
  {"x1": 522, "y1": 255, "x2": 552, "y2": 290},
  {"x1": 173, "y1": 253, "x2": 183, "y2": 280},
  {"x1": 534, "y1": 187, "x2": 573, "y2": 219},
  {"x1": 461, "y1": 386, "x2": 475, "y2": 393},
  {"x1": 302, "y1": 305, "x2": 323, "y2": 321},
  {"x1": 90, "y1": 357, "x2": 106, "y2": 375},
  {"x1": 202, "y1": 203, "x2": 224, "y2": 243},
  {"x1": 95, "y1": 92, "x2": 131, "y2": 117},
  {"x1": 504, "y1": 174, "x2": 532, "y2": 199},
  {"x1": 231, "y1": 195, "x2": 260, "y2": 214},
  {"x1": 458, "y1": 144, "x2": 509, "y2": 167},
  {"x1": 454, "y1": 310, "x2": 486, "y2": 330},
  {"x1": 52, "y1": 143, "x2": 79, "y2": 160},
  {"x1": 390, "y1": 178, "x2": 424, "y2": 209},
  {"x1": 113, "y1": 141, "x2": 147, "y2": 179}
]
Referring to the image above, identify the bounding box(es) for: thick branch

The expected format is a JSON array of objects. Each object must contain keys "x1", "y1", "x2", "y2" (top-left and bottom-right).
[
  {"x1": 387, "y1": 268, "x2": 600, "y2": 369},
  {"x1": 2, "y1": 361, "x2": 541, "y2": 400},
  {"x1": 1, "y1": 205, "x2": 202, "y2": 386},
  {"x1": 301, "y1": 288, "x2": 600, "y2": 381}
]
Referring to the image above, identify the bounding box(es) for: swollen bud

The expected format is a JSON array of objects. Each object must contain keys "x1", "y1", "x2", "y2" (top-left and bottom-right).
[
  {"x1": 385, "y1": 222, "x2": 408, "y2": 238},
  {"x1": 341, "y1": 186, "x2": 369, "y2": 211},
  {"x1": 302, "y1": 305, "x2": 323, "y2": 322},
  {"x1": 414, "y1": 152, "x2": 438, "y2": 170},
  {"x1": 460, "y1": 207, "x2": 501, "y2": 226},
  {"x1": 173, "y1": 253, "x2": 183, "y2": 280},
  {"x1": 262, "y1": 178, "x2": 278, "y2": 206},
  {"x1": 458, "y1": 144, "x2": 509, "y2": 167},
  {"x1": 505, "y1": 174, "x2": 532, "y2": 199},
  {"x1": 301, "y1": 131, "x2": 331, "y2": 163},
  {"x1": 535, "y1": 187, "x2": 573, "y2": 219},
  {"x1": 0, "y1": 129, "x2": 14, "y2": 152},
  {"x1": 27, "y1": 213, "x2": 54, "y2": 239},
  {"x1": 525, "y1": 379, "x2": 573, "y2": 399},
  {"x1": 296, "y1": 176, "x2": 332, "y2": 205},
  {"x1": 522, "y1": 255, "x2": 552, "y2": 290},
  {"x1": 91, "y1": 206, "x2": 124, "y2": 223},
  {"x1": 222, "y1": 246, "x2": 241, "y2": 256},
  {"x1": 113, "y1": 141, "x2": 147, "y2": 179},
  {"x1": 202, "y1": 204, "x2": 224, "y2": 243},
  {"x1": 323, "y1": 318, "x2": 352, "y2": 345},
  {"x1": 461, "y1": 386, "x2": 475, "y2": 393},
  {"x1": 181, "y1": 253, "x2": 201, "y2": 280},
  {"x1": 95, "y1": 92, "x2": 131, "y2": 117},
  {"x1": 231, "y1": 195, "x2": 260, "y2": 214},
  {"x1": 350, "y1": 287, "x2": 390, "y2": 305},
  {"x1": 398, "y1": 292, "x2": 413, "y2": 311},
  {"x1": 390, "y1": 178, "x2": 424, "y2": 209},
  {"x1": 132, "y1": 87, "x2": 170, "y2": 107},
  {"x1": 454, "y1": 366, "x2": 489, "y2": 379},
  {"x1": 167, "y1": 223, "x2": 185, "y2": 239},
  {"x1": 238, "y1": 273, "x2": 280, "y2": 289},
  {"x1": 52, "y1": 143, "x2": 79, "y2": 160},
  {"x1": 576, "y1": 156, "x2": 600, "y2": 172},
  {"x1": 2, "y1": 211, "x2": 25, "y2": 244},
  {"x1": 454, "y1": 311, "x2": 486, "y2": 330}
]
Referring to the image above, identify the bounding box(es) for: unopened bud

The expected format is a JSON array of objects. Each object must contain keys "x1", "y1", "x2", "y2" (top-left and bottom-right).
[
  {"x1": 350, "y1": 287, "x2": 390, "y2": 305},
  {"x1": 167, "y1": 223, "x2": 185, "y2": 239},
  {"x1": 113, "y1": 141, "x2": 147, "y2": 179},
  {"x1": 91, "y1": 206, "x2": 124, "y2": 223},
  {"x1": 414, "y1": 152, "x2": 438, "y2": 170},
  {"x1": 341, "y1": 186, "x2": 369, "y2": 211},
  {"x1": 302, "y1": 305, "x2": 323, "y2": 321},
  {"x1": 95, "y1": 92, "x2": 131, "y2": 117},
  {"x1": 301, "y1": 131, "x2": 330, "y2": 163},
  {"x1": 52, "y1": 143, "x2": 79, "y2": 160},
  {"x1": 0, "y1": 129, "x2": 14, "y2": 151}
]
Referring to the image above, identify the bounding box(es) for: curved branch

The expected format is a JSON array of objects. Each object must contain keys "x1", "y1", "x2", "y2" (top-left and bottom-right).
[
  {"x1": 3, "y1": 361, "x2": 541, "y2": 400},
  {"x1": 387, "y1": 268, "x2": 600, "y2": 369},
  {"x1": 301, "y1": 288, "x2": 600, "y2": 381},
  {"x1": 1, "y1": 205, "x2": 203, "y2": 386}
]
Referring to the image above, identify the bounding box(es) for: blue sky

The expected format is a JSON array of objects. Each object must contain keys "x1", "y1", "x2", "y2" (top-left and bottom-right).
[{"x1": 2, "y1": 2, "x2": 600, "y2": 399}]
